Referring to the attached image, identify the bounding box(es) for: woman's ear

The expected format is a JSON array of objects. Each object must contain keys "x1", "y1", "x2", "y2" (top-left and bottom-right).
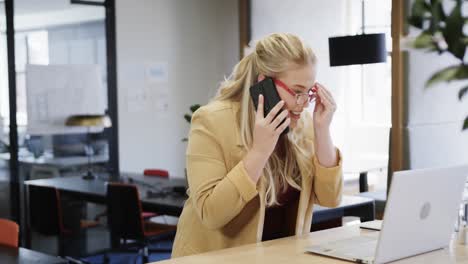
[{"x1": 257, "y1": 74, "x2": 265, "y2": 82}]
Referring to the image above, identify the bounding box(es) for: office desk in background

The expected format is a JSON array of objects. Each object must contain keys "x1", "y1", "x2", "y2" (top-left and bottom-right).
[
  {"x1": 0, "y1": 152, "x2": 109, "y2": 168},
  {"x1": 0, "y1": 152, "x2": 109, "y2": 179},
  {"x1": 24, "y1": 173, "x2": 375, "y2": 250},
  {"x1": 24, "y1": 173, "x2": 187, "y2": 248},
  {"x1": 343, "y1": 155, "x2": 388, "y2": 193},
  {"x1": 0, "y1": 246, "x2": 66, "y2": 264},
  {"x1": 157, "y1": 224, "x2": 468, "y2": 264},
  {"x1": 313, "y1": 195, "x2": 374, "y2": 231}
]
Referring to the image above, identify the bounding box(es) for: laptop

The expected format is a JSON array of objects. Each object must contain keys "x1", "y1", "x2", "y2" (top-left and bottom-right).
[{"x1": 306, "y1": 165, "x2": 468, "y2": 264}]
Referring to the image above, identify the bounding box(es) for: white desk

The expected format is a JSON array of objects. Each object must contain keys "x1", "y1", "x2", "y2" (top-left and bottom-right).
[
  {"x1": 343, "y1": 155, "x2": 388, "y2": 192},
  {"x1": 0, "y1": 152, "x2": 109, "y2": 180},
  {"x1": 0, "y1": 152, "x2": 108, "y2": 168},
  {"x1": 158, "y1": 224, "x2": 468, "y2": 264}
]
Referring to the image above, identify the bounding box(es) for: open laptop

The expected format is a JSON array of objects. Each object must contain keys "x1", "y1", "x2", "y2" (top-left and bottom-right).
[{"x1": 306, "y1": 165, "x2": 468, "y2": 264}]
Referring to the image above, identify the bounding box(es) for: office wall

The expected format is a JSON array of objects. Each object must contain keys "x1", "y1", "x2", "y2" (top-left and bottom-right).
[
  {"x1": 251, "y1": 0, "x2": 349, "y2": 151},
  {"x1": 405, "y1": 31, "x2": 468, "y2": 169},
  {"x1": 251, "y1": 0, "x2": 392, "y2": 181},
  {"x1": 116, "y1": 0, "x2": 239, "y2": 177}
]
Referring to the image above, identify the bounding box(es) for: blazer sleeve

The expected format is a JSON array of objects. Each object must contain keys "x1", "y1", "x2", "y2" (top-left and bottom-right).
[
  {"x1": 186, "y1": 107, "x2": 258, "y2": 230},
  {"x1": 312, "y1": 148, "x2": 343, "y2": 208},
  {"x1": 303, "y1": 112, "x2": 343, "y2": 208}
]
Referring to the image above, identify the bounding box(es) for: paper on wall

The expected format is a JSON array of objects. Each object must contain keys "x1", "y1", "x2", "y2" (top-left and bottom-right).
[
  {"x1": 124, "y1": 62, "x2": 170, "y2": 114},
  {"x1": 145, "y1": 62, "x2": 168, "y2": 83}
]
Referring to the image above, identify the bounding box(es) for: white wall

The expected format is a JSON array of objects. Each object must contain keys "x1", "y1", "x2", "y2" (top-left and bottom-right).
[
  {"x1": 116, "y1": 0, "x2": 239, "y2": 177},
  {"x1": 251, "y1": 0, "x2": 391, "y2": 181},
  {"x1": 251, "y1": 0, "x2": 349, "y2": 151},
  {"x1": 405, "y1": 31, "x2": 468, "y2": 169}
]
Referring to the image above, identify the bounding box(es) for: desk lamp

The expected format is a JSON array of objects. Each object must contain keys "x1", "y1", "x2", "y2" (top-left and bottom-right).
[{"x1": 65, "y1": 114, "x2": 111, "y2": 180}]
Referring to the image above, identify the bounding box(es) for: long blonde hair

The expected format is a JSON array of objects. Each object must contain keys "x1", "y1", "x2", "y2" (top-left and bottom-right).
[{"x1": 215, "y1": 33, "x2": 317, "y2": 206}]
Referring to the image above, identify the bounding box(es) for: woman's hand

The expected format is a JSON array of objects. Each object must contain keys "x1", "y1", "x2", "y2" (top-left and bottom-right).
[
  {"x1": 313, "y1": 83, "x2": 337, "y2": 130},
  {"x1": 243, "y1": 95, "x2": 290, "y2": 183},
  {"x1": 251, "y1": 94, "x2": 290, "y2": 157},
  {"x1": 312, "y1": 83, "x2": 339, "y2": 167}
]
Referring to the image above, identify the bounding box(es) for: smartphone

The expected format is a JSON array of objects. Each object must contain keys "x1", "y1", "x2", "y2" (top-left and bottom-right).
[{"x1": 250, "y1": 77, "x2": 289, "y2": 135}]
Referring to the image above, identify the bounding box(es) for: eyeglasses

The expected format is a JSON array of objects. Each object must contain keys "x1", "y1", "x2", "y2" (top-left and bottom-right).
[{"x1": 273, "y1": 78, "x2": 317, "y2": 105}]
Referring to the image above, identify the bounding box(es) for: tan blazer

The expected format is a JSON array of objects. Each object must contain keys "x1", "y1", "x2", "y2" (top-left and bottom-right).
[{"x1": 172, "y1": 100, "x2": 342, "y2": 258}]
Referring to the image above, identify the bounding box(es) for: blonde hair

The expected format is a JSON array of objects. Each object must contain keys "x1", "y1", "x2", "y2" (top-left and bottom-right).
[{"x1": 215, "y1": 33, "x2": 317, "y2": 206}]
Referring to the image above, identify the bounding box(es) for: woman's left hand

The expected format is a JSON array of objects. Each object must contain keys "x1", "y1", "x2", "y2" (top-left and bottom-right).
[{"x1": 313, "y1": 82, "x2": 337, "y2": 130}]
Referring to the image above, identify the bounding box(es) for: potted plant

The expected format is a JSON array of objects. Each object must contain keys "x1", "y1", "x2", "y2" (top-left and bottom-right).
[
  {"x1": 182, "y1": 104, "x2": 201, "y2": 142},
  {"x1": 408, "y1": 0, "x2": 468, "y2": 130}
]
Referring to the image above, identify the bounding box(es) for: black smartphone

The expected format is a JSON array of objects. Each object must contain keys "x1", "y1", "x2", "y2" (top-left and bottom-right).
[{"x1": 250, "y1": 77, "x2": 289, "y2": 135}]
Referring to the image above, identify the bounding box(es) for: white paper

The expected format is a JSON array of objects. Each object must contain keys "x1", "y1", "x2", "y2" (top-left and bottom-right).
[
  {"x1": 145, "y1": 62, "x2": 168, "y2": 83},
  {"x1": 123, "y1": 63, "x2": 146, "y2": 113},
  {"x1": 123, "y1": 63, "x2": 171, "y2": 114},
  {"x1": 26, "y1": 64, "x2": 106, "y2": 135},
  {"x1": 147, "y1": 84, "x2": 169, "y2": 114}
]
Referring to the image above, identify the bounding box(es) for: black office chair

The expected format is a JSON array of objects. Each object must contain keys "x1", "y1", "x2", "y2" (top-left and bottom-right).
[
  {"x1": 28, "y1": 185, "x2": 99, "y2": 258},
  {"x1": 106, "y1": 183, "x2": 176, "y2": 263}
]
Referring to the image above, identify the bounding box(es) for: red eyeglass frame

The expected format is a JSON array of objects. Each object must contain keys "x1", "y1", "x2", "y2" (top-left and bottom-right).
[{"x1": 272, "y1": 78, "x2": 317, "y2": 104}]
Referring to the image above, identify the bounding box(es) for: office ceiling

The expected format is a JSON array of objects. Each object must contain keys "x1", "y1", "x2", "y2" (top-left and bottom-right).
[{"x1": 0, "y1": 0, "x2": 104, "y2": 15}]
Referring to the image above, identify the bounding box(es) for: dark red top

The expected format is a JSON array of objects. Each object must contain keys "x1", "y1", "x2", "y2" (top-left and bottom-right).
[{"x1": 262, "y1": 185, "x2": 300, "y2": 241}]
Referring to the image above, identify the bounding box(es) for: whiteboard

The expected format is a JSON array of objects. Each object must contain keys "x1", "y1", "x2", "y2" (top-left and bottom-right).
[{"x1": 26, "y1": 64, "x2": 107, "y2": 135}]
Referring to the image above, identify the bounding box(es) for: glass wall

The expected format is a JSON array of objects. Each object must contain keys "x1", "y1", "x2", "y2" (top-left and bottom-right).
[
  {"x1": 0, "y1": 1, "x2": 11, "y2": 220},
  {"x1": 11, "y1": 1, "x2": 109, "y2": 185},
  {"x1": 0, "y1": 0, "x2": 116, "y2": 254}
]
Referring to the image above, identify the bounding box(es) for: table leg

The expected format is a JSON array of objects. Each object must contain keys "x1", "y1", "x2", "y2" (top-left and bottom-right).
[
  {"x1": 24, "y1": 184, "x2": 31, "y2": 248},
  {"x1": 110, "y1": 232, "x2": 120, "y2": 249},
  {"x1": 359, "y1": 172, "x2": 369, "y2": 193},
  {"x1": 344, "y1": 201, "x2": 375, "y2": 222}
]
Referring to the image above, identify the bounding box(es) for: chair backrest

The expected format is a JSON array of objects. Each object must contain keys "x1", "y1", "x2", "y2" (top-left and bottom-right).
[
  {"x1": 29, "y1": 185, "x2": 65, "y2": 236},
  {"x1": 143, "y1": 169, "x2": 169, "y2": 178},
  {"x1": 106, "y1": 183, "x2": 145, "y2": 241},
  {"x1": 0, "y1": 218, "x2": 19, "y2": 248}
]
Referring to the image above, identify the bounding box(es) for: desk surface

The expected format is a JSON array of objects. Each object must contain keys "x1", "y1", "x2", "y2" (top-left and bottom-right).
[
  {"x1": 157, "y1": 224, "x2": 468, "y2": 264},
  {"x1": 343, "y1": 155, "x2": 388, "y2": 174},
  {"x1": 0, "y1": 152, "x2": 109, "y2": 167},
  {"x1": 25, "y1": 174, "x2": 372, "y2": 217},
  {"x1": 0, "y1": 246, "x2": 66, "y2": 264},
  {"x1": 314, "y1": 195, "x2": 373, "y2": 212}
]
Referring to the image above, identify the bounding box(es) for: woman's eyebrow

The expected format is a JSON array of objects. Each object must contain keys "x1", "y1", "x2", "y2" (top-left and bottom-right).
[{"x1": 292, "y1": 84, "x2": 311, "y2": 92}]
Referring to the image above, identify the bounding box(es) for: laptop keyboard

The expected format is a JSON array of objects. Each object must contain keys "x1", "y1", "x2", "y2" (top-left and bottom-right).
[{"x1": 313, "y1": 233, "x2": 379, "y2": 259}]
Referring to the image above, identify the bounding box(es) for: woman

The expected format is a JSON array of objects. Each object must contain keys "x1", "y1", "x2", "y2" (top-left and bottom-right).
[{"x1": 172, "y1": 33, "x2": 342, "y2": 257}]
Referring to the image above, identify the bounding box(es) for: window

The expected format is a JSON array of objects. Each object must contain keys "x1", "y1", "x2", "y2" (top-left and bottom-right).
[{"x1": 349, "y1": 0, "x2": 392, "y2": 126}]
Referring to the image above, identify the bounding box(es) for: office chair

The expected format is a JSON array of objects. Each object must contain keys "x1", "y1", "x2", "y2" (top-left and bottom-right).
[
  {"x1": 143, "y1": 169, "x2": 169, "y2": 178},
  {"x1": 28, "y1": 185, "x2": 99, "y2": 257},
  {"x1": 142, "y1": 168, "x2": 174, "y2": 222},
  {"x1": 106, "y1": 183, "x2": 176, "y2": 263},
  {"x1": 0, "y1": 218, "x2": 19, "y2": 248},
  {"x1": 143, "y1": 168, "x2": 182, "y2": 225},
  {"x1": 93, "y1": 168, "x2": 168, "y2": 222}
]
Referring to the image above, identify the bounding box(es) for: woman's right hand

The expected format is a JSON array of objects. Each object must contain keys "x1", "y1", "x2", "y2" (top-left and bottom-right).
[
  {"x1": 243, "y1": 95, "x2": 290, "y2": 183},
  {"x1": 251, "y1": 94, "x2": 290, "y2": 158}
]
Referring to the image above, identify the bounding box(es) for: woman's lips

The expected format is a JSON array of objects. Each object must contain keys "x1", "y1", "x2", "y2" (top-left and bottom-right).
[{"x1": 289, "y1": 111, "x2": 301, "y2": 120}]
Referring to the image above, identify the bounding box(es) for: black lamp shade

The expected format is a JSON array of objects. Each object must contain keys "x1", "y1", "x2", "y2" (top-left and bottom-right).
[{"x1": 328, "y1": 33, "x2": 387, "y2": 66}]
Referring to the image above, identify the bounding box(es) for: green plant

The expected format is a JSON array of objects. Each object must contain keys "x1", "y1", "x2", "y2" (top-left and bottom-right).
[
  {"x1": 182, "y1": 104, "x2": 201, "y2": 142},
  {"x1": 408, "y1": 0, "x2": 468, "y2": 129}
]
